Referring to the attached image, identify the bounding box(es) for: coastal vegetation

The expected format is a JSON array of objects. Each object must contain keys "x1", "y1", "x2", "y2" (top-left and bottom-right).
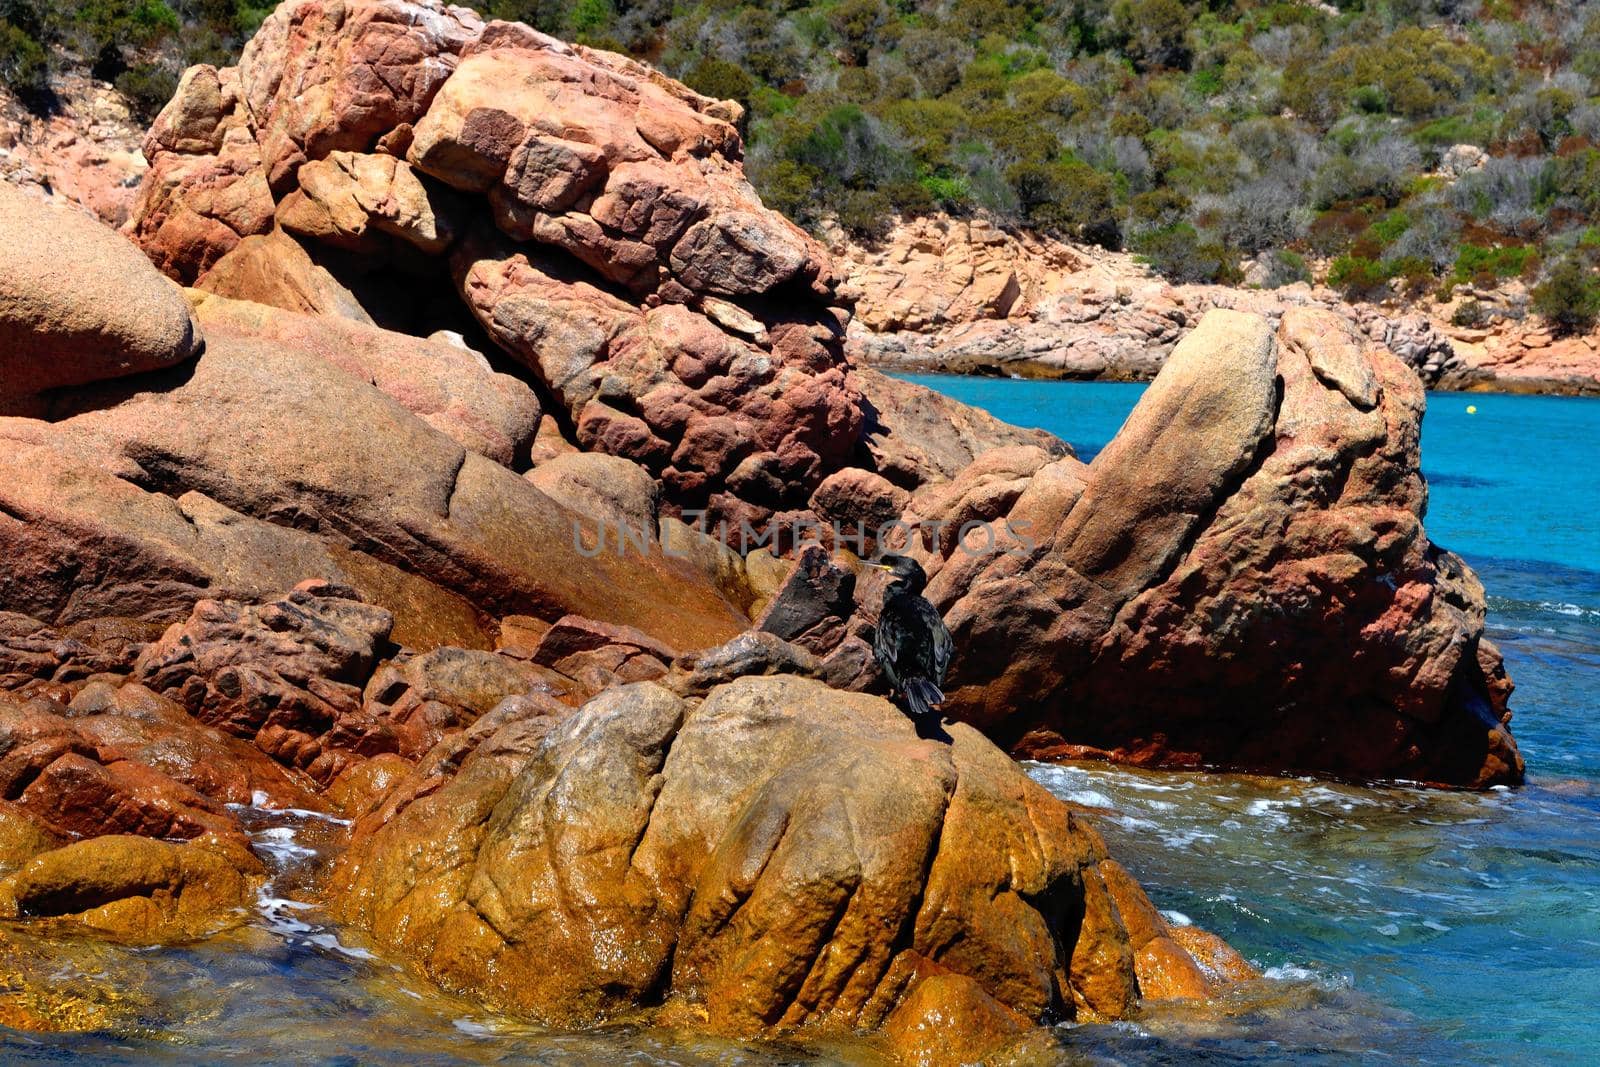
[
  {"x1": 9, "y1": 0, "x2": 1600, "y2": 308},
  {"x1": 7, "y1": 0, "x2": 1600, "y2": 310}
]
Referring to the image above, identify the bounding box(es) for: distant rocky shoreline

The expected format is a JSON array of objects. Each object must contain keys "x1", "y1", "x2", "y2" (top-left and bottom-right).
[{"x1": 835, "y1": 216, "x2": 1600, "y2": 397}]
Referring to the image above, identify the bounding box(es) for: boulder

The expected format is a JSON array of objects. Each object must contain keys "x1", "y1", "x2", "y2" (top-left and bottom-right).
[
  {"x1": 0, "y1": 184, "x2": 200, "y2": 412},
  {"x1": 853, "y1": 367, "x2": 1071, "y2": 489},
  {"x1": 278, "y1": 151, "x2": 463, "y2": 254},
  {"x1": 882, "y1": 965, "x2": 1034, "y2": 1067},
  {"x1": 810, "y1": 467, "x2": 911, "y2": 537},
  {"x1": 923, "y1": 309, "x2": 1523, "y2": 786},
  {"x1": 0, "y1": 691, "x2": 244, "y2": 841},
  {"x1": 130, "y1": 65, "x2": 276, "y2": 282},
  {"x1": 359, "y1": 644, "x2": 563, "y2": 758},
  {"x1": 0, "y1": 70, "x2": 149, "y2": 228},
  {"x1": 0, "y1": 613, "x2": 165, "y2": 687},
  {"x1": 189, "y1": 289, "x2": 540, "y2": 466},
  {"x1": 0, "y1": 833, "x2": 264, "y2": 942},
  {"x1": 526, "y1": 615, "x2": 676, "y2": 696},
  {"x1": 753, "y1": 545, "x2": 856, "y2": 652},
  {"x1": 0, "y1": 440, "x2": 493, "y2": 651},
  {"x1": 134, "y1": 583, "x2": 396, "y2": 780},
  {"x1": 0, "y1": 803, "x2": 65, "y2": 877},
  {"x1": 332, "y1": 675, "x2": 1231, "y2": 1040},
  {"x1": 64, "y1": 679, "x2": 326, "y2": 811},
  {"x1": 525, "y1": 452, "x2": 660, "y2": 533},
  {"x1": 192, "y1": 228, "x2": 376, "y2": 323}
]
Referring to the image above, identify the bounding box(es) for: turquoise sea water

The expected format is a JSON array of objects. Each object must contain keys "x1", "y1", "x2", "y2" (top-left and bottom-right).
[{"x1": 906, "y1": 375, "x2": 1600, "y2": 1065}]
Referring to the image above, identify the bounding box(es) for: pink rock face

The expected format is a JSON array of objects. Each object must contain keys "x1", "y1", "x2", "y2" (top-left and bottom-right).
[
  {"x1": 190, "y1": 289, "x2": 540, "y2": 466},
  {"x1": 131, "y1": 66, "x2": 276, "y2": 282},
  {"x1": 917, "y1": 309, "x2": 1523, "y2": 788},
  {"x1": 0, "y1": 72, "x2": 148, "y2": 227},
  {"x1": 129, "y1": 0, "x2": 861, "y2": 528}
]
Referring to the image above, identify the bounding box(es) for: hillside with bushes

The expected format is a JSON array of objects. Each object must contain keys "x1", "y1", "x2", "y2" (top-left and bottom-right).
[{"x1": 4, "y1": 0, "x2": 1600, "y2": 329}]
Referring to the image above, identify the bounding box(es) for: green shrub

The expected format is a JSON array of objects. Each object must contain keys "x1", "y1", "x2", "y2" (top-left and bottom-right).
[
  {"x1": 828, "y1": 0, "x2": 895, "y2": 65},
  {"x1": 1537, "y1": 149, "x2": 1600, "y2": 218},
  {"x1": 1531, "y1": 257, "x2": 1600, "y2": 336},
  {"x1": 685, "y1": 58, "x2": 754, "y2": 105},
  {"x1": 114, "y1": 62, "x2": 177, "y2": 120},
  {"x1": 1413, "y1": 112, "x2": 1496, "y2": 154},
  {"x1": 1005, "y1": 157, "x2": 1121, "y2": 246},
  {"x1": 1367, "y1": 210, "x2": 1411, "y2": 248},
  {"x1": 1328, "y1": 255, "x2": 1393, "y2": 300},
  {"x1": 1258, "y1": 248, "x2": 1311, "y2": 288},
  {"x1": 919, "y1": 173, "x2": 971, "y2": 210},
  {"x1": 1450, "y1": 244, "x2": 1537, "y2": 289},
  {"x1": 1285, "y1": 28, "x2": 1496, "y2": 123},
  {"x1": 0, "y1": 20, "x2": 48, "y2": 96},
  {"x1": 836, "y1": 187, "x2": 896, "y2": 239},
  {"x1": 1109, "y1": 0, "x2": 1192, "y2": 72},
  {"x1": 1135, "y1": 223, "x2": 1240, "y2": 283},
  {"x1": 1451, "y1": 299, "x2": 1490, "y2": 328}
]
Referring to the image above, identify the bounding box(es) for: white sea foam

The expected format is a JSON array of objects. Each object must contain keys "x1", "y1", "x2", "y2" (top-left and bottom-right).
[
  {"x1": 1262, "y1": 964, "x2": 1355, "y2": 991},
  {"x1": 251, "y1": 825, "x2": 318, "y2": 864},
  {"x1": 1062, "y1": 788, "x2": 1117, "y2": 809}
]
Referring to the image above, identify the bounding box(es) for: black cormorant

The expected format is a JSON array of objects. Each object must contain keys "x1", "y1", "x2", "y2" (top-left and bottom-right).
[{"x1": 871, "y1": 554, "x2": 954, "y2": 740}]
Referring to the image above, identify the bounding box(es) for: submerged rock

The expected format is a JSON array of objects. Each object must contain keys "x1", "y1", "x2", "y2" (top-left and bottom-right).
[{"x1": 0, "y1": 832, "x2": 264, "y2": 942}]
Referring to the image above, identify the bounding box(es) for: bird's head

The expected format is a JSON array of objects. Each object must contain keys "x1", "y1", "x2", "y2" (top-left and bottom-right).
[{"x1": 871, "y1": 553, "x2": 928, "y2": 595}]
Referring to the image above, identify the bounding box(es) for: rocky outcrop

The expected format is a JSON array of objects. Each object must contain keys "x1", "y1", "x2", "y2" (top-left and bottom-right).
[
  {"x1": 2, "y1": 0, "x2": 1515, "y2": 798},
  {"x1": 838, "y1": 217, "x2": 1184, "y2": 380},
  {"x1": 189, "y1": 289, "x2": 541, "y2": 466},
  {"x1": 0, "y1": 681, "x2": 323, "y2": 841},
  {"x1": 911, "y1": 308, "x2": 1522, "y2": 787},
  {"x1": 1, "y1": 177, "x2": 748, "y2": 652},
  {"x1": 1422, "y1": 302, "x2": 1600, "y2": 396},
  {"x1": 852, "y1": 367, "x2": 1072, "y2": 488},
  {"x1": 127, "y1": 0, "x2": 881, "y2": 534},
  {"x1": 0, "y1": 581, "x2": 1255, "y2": 1057},
  {"x1": 332, "y1": 674, "x2": 1235, "y2": 1048}
]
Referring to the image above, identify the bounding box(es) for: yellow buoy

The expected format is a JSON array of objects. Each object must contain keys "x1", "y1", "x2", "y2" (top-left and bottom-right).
[{"x1": 1466, "y1": 404, "x2": 1478, "y2": 414}]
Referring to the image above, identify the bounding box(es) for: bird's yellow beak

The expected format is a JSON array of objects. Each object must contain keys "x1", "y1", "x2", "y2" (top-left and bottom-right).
[{"x1": 870, "y1": 562, "x2": 894, "y2": 572}]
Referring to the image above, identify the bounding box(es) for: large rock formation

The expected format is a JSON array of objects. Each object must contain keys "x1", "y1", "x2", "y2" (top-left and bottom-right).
[
  {"x1": 128, "y1": 0, "x2": 875, "y2": 533},
  {"x1": 109, "y1": 0, "x2": 1519, "y2": 787},
  {"x1": 0, "y1": 0, "x2": 1534, "y2": 1051},
  {"x1": 0, "y1": 576, "x2": 1257, "y2": 1054},
  {"x1": 911, "y1": 309, "x2": 1522, "y2": 787},
  {"x1": 332, "y1": 673, "x2": 1245, "y2": 1047}
]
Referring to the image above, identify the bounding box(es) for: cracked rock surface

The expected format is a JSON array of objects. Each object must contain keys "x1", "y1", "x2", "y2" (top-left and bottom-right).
[
  {"x1": 911, "y1": 309, "x2": 1522, "y2": 787},
  {"x1": 332, "y1": 673, "x2": 1232, "y2": 1040}
]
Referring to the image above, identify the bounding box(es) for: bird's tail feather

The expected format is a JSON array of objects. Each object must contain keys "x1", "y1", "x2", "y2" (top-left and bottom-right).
[{"x1": 903, "y1": 677, "x2": 946, "y2": 719}]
